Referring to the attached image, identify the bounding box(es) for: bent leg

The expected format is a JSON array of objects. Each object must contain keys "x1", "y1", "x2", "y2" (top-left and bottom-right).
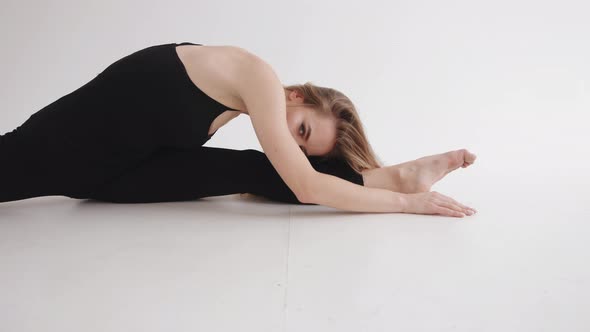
[{"x1": 87, "y1": 146, "x2": 364, "y2": 204}]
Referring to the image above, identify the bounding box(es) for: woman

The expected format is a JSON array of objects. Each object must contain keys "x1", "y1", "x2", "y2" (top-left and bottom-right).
[{"x1": 0, "y1": 41, "x2": 477, "y2": 217}]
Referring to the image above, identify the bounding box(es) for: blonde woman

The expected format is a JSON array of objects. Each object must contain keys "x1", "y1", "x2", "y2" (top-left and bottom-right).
[{"x1": 0, "y1": 42, "x2": 477, "y2": 217}]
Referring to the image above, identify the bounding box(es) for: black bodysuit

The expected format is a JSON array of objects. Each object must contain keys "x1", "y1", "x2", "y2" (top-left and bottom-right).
[{"x1": 0, "y1": 42, "x2": 363, "y2": 204}]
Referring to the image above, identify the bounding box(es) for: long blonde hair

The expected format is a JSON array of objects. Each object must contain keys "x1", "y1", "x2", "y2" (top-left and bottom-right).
[{"x1": 283, "y1": 82, "x2": 382, "y2": 173}]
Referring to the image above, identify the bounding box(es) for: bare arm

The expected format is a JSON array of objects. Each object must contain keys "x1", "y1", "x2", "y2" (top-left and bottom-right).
[
  {"x1": 306, "y1": 173, "x2": 408, "y2": 213},
  {"x1": 233, "y1": 48, "x2": 407, "y2": 213}
]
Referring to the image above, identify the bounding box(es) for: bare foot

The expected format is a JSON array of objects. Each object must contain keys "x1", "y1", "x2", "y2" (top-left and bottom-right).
[{"x1": 398, "y1": 149, "x2": 477, "y2": 193}]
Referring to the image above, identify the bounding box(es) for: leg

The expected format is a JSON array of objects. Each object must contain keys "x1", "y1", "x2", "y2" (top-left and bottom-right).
[
  {"x1": 0, "y1": 113, "x2": 155, "y2": 203},
  {"x1": 87, "y1": 146, "x2": 364, "y2": 204},
  {"x1": 0, "y1": 83, "x2": 160, "y2": 203},
  {"x1": 0, "y1": 124, "x2": 60, "y2": 202}
]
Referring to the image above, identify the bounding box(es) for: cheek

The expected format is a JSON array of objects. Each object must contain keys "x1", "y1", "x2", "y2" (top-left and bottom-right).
[
  {"x1": 286, "y1": 113, "x2": 294, "y2": 128},
  {"x1": 286, "y1": 114, "x2": 295, "y2": 133},
  {"x1": 286, "y1": 114, "x2": 298, "y2": 140},
  {"x1": 287, "y1": 112, "x2": 303, "y2": 137}
]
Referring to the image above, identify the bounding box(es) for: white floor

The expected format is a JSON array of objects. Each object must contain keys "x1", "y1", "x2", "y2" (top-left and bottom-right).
[{"x1": 1, "y1": 161, "x2": 589, "y2": 331}]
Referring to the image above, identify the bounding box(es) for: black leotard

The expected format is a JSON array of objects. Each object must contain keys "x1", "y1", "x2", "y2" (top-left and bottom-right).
[
  {"x1": 90, "y1": 41, "x2": 240, "y2": 147},
  {"x1": 0, "y1": 42, "x2": 364, "y2": 204},
  {"x1": 0, "y1": 42, "x2": 242, "y2": 199}
]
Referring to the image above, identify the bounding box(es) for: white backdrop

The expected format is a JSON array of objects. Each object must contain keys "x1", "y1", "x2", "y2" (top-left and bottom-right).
[
  {"x1": 1, "y1": 0, "x2": 589, "y2": 330},
  {"x1": 1, "y1": 0, "x2": 588, "y2": 166}
]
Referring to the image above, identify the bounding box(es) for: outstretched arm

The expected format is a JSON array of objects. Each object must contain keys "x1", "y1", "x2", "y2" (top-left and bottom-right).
[{"x1": 233, "y1": 48, "x2": 405, "y2": 213}]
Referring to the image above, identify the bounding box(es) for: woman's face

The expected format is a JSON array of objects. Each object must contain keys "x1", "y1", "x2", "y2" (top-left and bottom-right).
[{"x1": 285, "y1": 90, "x2": 337, "y2": 157}]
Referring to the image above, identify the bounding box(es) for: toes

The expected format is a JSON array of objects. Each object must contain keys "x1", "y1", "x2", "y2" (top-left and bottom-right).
[
  {"x1": 461, "y1": 149, "x2": 477, "y2": 164},
  {"x1": 448, "y1": 150, "x2": 465, "y2": 169},
  {"x1": 448, "y1": 149, "x2": 477, "y2": 170}
]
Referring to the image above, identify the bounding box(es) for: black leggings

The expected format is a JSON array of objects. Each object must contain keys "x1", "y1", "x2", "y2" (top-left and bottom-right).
[
  {"x1": 86, "y1": 146, "x2": 363, "y2": 204},
  {"x1": 1, "y1": 116, "x2": 364, "y2": 204}
]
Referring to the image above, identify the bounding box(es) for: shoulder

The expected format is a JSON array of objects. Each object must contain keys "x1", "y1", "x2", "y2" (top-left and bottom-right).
[
  {"x1": 223, "y1": 45, "x2": 263, "y2": 62},
  {"x1": 215, "y1": 46, "x2": 282, "y2": 104},
  {"x1": 225, "y1": 46, "x2": 281, "y2": 87},
  {"x1": 184, "y1": 44, "x2": 267, "y2": 74},
  {"x1": 223, "y1": 45, "x2": 276, "y2": 77}
]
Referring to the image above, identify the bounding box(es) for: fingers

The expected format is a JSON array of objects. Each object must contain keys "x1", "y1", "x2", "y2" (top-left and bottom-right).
[
  {"x1": 433, "y1": 191, "x2": 475, "y2": 211},
  {"x1": 436, "y1": 200, "x2": 468, "y2": 217},
  {"x1": 446, "y1": 196, "x2": 476, "y2": 214},
  {"x1": 431, "y1": 191, "x2": 477, "y2": 216},
  {"x1": 435, "y1": 205, "x2": 466, "y2": 218}
]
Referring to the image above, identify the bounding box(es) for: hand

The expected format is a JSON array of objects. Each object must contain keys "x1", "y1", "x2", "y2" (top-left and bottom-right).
[{"x1": 402, "y1": 191, "x2": 477, "y2": 218}]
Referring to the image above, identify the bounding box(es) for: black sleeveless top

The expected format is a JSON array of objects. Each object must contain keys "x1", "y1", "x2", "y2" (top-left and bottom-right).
[
  {"x1": 90, "y1": 41, "x2": 240, "y2": 149},
  {"x1": 173, "y1": 42, "x2": 241, "y2": 141}
]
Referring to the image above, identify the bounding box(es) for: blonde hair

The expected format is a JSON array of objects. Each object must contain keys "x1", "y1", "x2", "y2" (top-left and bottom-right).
[{"x1": 283, "y1": 82, "x2": 382, "y2": 173}]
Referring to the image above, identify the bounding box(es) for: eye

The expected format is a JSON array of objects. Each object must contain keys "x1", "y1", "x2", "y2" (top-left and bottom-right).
[{"x1": 299, "y1": 123, "x2": 305, "y2": 136}]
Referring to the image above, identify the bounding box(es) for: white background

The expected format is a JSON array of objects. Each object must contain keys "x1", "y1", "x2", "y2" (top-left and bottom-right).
[{"x1": 1, "y1": 0, "x2": 589, "y2": 331}]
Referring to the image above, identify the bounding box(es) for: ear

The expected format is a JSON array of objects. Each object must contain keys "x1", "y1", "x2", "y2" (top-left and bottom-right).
[{"x1": 289, "y1": 89, "x2": 304, "y2": 102}]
